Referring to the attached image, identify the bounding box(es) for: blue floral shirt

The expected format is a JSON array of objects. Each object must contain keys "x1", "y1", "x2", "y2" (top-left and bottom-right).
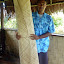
[{"x1": 32, "y1": 12, "x2": 55, "y2": 53}]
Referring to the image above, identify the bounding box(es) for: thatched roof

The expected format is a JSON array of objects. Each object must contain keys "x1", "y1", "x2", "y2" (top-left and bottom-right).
[
  {"x1": 0, "y1": 0, "x2": 64, "y2": 14},
  {"x1": 5, "y1": 1, "x2": 14, "y2": 14},
  {"x1": 31, "y1": 0, "x2": 64, "y2": 14},
  {"x1": 45, "y1": 3, "x2": 64, "y2": 14}
]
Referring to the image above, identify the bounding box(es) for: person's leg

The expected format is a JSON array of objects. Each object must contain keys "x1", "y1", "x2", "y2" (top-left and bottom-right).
[{"x1": 38, "y1": 52, "x2": 48, "y2": 64}]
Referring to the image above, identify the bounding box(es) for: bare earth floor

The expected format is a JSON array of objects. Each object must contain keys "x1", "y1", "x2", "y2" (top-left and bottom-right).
[{"x1": 0, "y1": 54, "x2": 20, "y2": 64}]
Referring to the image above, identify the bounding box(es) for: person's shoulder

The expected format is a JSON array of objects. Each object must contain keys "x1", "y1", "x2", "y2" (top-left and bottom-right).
[
  {"x1": 45, "y1": 13, "x2": 52, "y2": 18},
  {"x1": 32, "y1": 12, "x2": 37, "y2": 15},
  {"x1": 32, "y1": 12, "x2": 37, "y2": 17},
  {"x1": 45, "y1": 13, "x2": 53, "y2": 23}
]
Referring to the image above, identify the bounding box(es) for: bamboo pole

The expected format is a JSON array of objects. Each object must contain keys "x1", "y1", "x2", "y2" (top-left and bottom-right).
[
  {"x1": 48, "y1": 1, "x2": 64, "y2": 6},
  {"x1": 31, "y1": 1, "x2": 64, "y2": 7},
  {"x1": 50, "y1": 0, "x2": 52, "y2": 5}
]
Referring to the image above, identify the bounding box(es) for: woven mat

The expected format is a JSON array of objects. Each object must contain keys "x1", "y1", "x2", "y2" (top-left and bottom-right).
[{"x1": 13, "y1": 0, "x2": 39, "y2": 64}]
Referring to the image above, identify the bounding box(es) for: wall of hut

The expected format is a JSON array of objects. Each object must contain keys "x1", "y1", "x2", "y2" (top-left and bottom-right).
[
  {"x1": 5, "y1": 30, "x2": 64, "y2": 64},
  {"x1": 5, "y1": 30, "x2": 19, "y2": 57},
  {"x1": 48, "y1": 36, "x2": 64, "y2": 64}
]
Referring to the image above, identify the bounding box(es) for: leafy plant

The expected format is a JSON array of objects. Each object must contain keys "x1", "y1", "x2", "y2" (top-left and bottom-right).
[
  {"x1": 52, "y1": 16, "x2": 63, "y2": 27},
  {"x1": 4, "y1": 18, "x2": 17, "y2": 29}
]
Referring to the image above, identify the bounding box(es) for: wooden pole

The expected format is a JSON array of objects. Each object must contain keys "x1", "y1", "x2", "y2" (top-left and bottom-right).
[
  {"x1": 1, "y1": 3, "x2": 6, "y2": 56},
  {"x1": 50, "y1": 0, "x2": 52, "y2": 5},
  {"x1": 1, "y1": 3, "x2": 4, "y2": 29}
]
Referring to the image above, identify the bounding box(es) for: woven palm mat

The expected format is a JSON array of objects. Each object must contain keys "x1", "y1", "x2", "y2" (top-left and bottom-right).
[{"x1": 13, "y1": 0, "x2": 39, "y2": 64}]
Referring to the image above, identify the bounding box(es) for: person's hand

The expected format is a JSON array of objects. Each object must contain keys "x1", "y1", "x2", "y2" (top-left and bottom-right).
[
  {"x1": 15, "y1": 32, "x2": 21, "y2": 40},
  {"x1": 29, "y1": 34, "x2": 40, "y2": 40}
]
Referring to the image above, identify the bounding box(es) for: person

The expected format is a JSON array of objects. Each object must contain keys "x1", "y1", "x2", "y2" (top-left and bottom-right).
[{"x1": 16, "y1": 0, "x2": 55, "y2": 64}]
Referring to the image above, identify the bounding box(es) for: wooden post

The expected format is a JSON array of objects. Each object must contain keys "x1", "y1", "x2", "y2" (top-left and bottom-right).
[
  {"x1": 1, "y1": 3, "x2": 6, "y2": 56},
  {"x1": 1, "y1": 3, "x2": 4, "y2": 29}
]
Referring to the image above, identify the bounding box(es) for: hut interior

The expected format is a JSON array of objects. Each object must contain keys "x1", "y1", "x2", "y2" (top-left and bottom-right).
[{"x1": 0, "y1": 0, "x2": 64, "y2": 64}]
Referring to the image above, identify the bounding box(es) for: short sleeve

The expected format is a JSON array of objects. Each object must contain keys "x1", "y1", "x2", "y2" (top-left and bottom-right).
[{"x1": 48, "y1": 16, "x2": 55, "y2": 33}]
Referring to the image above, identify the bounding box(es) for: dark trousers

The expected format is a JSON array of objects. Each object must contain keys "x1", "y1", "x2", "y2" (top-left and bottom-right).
[{"x1": 38, "y1": 52, "x2": 48, "y2": 64}]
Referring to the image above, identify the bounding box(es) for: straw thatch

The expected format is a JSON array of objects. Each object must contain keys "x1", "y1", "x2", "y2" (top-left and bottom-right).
[
  {"x1": 31, "y1": 0, "x2": 64, "y2": 14},
  {"x1": 45, "y1": 3, "x2": 64, "y2": 14},
  {"x1": 0, "y1": 0, "x2": 64, "y2": 14},
  {"x1": 5, "y1": 1, "x2": 15, "y2": 14}
]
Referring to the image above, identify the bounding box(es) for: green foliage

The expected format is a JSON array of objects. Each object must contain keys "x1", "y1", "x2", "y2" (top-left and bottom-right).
[
  {"x1": 0, "y1": 17, "x2": 17, "y2": 29},
  {"x1": 0, "y1": 24, "x2": 1, "y2": 28},
  {"x1": 52, "y1": 16, "x2": 63, "y2": 27},
  {"x1": 0, "y1": 19, "x2": 1, "y2": 28},
  {"x1": 0, "y1": 15, "x2": 64, "y2": 34},
  {"x1": 4, "y1": 18, "x2": 17, "y2": 29},
  {"x1": 51, "y1": 15, "x2": 64, "y2": 34}
]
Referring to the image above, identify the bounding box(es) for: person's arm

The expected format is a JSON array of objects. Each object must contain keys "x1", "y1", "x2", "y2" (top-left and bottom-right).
[
  {"x1": 15, "y1": 32, "x2": 21, "y2": 40},
  {"x1": 39, "y1": 32, "x2": 52, "y2": 39},
  {"x1": 30, "y1": 32, "x2": 52, "y2": 40}
]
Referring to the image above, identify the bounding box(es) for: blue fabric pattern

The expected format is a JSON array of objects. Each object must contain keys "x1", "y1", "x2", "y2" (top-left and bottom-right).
[{"x1": 32, "y1": 12, "x2": 55, "y2": 53}]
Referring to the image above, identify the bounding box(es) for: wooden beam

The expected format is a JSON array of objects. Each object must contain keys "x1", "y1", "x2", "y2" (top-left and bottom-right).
[
  {"x1": 31, "y1": 1, "x2": 64, "y2": 7},
  {"x1": 0, "y1": 1, "x2": 64, "y2": 7},
  {"x1": 0, "y1": 1, "x2": 4, "y2": 3},
  {"x1": 49, "y1": 1, "x2": 64, "y2": 6},
  {"x1": 0, "y1": 0, "x2": 8, "y2": 3},
  {"x1": 6, "y1": 6, "x2": 14, "y2": 7}
]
